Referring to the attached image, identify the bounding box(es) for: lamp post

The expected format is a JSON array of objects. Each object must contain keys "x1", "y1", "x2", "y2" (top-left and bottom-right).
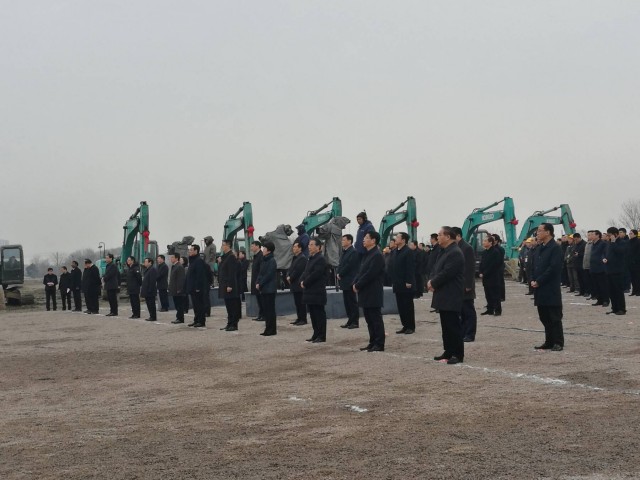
[{"x1": 98, "y1": 242, "x2": 106, "y2": 259}]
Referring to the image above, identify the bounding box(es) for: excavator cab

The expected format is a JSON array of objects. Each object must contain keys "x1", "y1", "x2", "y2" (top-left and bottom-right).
[{"x1": 1, "y1": 245, "x2": 24, "y2": 288}]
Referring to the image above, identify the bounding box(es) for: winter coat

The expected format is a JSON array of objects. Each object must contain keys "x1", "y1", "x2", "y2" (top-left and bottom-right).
[
  {"x1": 355, "y1": 220, "x2": 375, "y2": 255},
  {"x1": 429, "y1": 242, "x2": 465, "y2": 313},
  {"x1": 301, "y1": 253, "x2": 327, "y2": 305},
  {"x1": 250, "y1": 250, "x2": 263, "y2": 294},
  {"x1": 604, "y1": 239, "x2": 627, "y2": 274},
  {"x1": 388, "y1": 246, "x2": 416, "y2": 294},
  {"x1": 43, "y1": 273, "x2": 58, "y2": 292},
  {"x1": 156, "y1": 262, "x2": 169, "y2": 290},
  {"x1": 287, "y1": 253, "x2": 307, "y2": 293},
  {"x1": 126, "y1": 263, "x2": 143, "y2": 295},
  {"x1": 589, "y1": 240, "x2": 607, "y2": 274},
  {"x1": 140, "y1": 266, "x2": 158, "y2": 298},
  {"x1": 58, "y1": 272, "x2": 71, "y2": 292},
  {"x1": 103, "y1": 262, "x2": 120, "y2": 290},
  {"x1": 185, "y1": 255, "x2": 209, "y2": 295},
  {"x1": 70, "y1": 267, "x2": 82, "y2": 291},
  {"x1": 256, "y1": 252, "x2": 277, "y2": 294},
  {"x1": 218, "y1": 251, "x2": 240, "y2": 299},
  {"x1": 571, "y1": 240, "x2": 586, "y2": 269},
  {"x1": 479, "y1": 246, "x2": 502, "y2": 287},
  {"x1": 458, "y1": 239, "x2": 476, "y2": 300},
  {"x1": 168, "y1": 263, "x2": 185, "y2": 296},
  {"x1": 337, "y1": 246, "x2": 360, "y2": 290},
  {"x1": 81, "y1": 265, "x2": 101, "y2": 295},
  {"x1": 532, "y1": 239, "x2": 563, "y2": 307},
  {"x1": 353, "y1": 247, "x2": 385, "y2": 308}
]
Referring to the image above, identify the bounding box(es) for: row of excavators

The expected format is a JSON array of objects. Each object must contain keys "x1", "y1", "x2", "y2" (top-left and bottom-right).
[{"x1": 2, "y1": 195, "x2": 577, "y2": 305}]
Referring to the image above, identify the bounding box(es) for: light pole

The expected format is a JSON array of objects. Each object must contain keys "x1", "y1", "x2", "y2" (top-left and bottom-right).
[{"x1": 98, "y1": 242, "x2": 106, "y2": 259}]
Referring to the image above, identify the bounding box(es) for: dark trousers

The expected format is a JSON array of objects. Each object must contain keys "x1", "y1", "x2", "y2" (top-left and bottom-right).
[
  {"x1": 307, "y1": 304, "x2": 327, "y2": 341},
  {"x1": 255, "y1": 293, "x2": 264, "y2": 318},
  {"x1": 631, "y1": 268, "x2": 640, "y2": 295},
  {"x1": 537, "y1": 305, "x2": 564, "y2": 347},
  {"x1": 129, "y1": 294, "x2": 141, "y2": 317},
  {"x1": 158, "y1": 289, "x2": 169, "y2": 311},
  {"x1": 262, "y1": 293, "x2": 277, "y2": 334},
  {"x1": 575, "y1": 266, "x2": 585, "y2": 294},
  {"x1": 84, "y1": 293, "x2": 99, "y2": 313},
  {"x1": 500, "y1": 277, "x2": 506, "y2": 301},
  {"x1": 363, "y1": 307, "x2": 385, "y2": 347},
  {"x1": 204, "y1": 288, "x2": 211, "y2": 316},
  {"x1": 395, "y1": 291, "x2": 415, "y2": 330},
  {"x1": 292, "y1": 291, "x2": 307, "y2": 322},
  {"x1": 45, "y1": 289, "x2": 57, "y2": 310},
  {"x1": 145, "y1": 296, "x2": 157, "y2": 320},
  {"x1": 607, "y1": 273, "x2": 626, "y2": 313},
  {"x1": 460, "y1": 299, "x2": 477, "y2": 340},
  {"x1": 483, "y1": 284, "x2": 501, "y2": 313},
  {"x1": 342, "y1": 290, "x2": 359, "y2": 326},
  {"x1": 439, "y1": 310, "x2": 464, "y2": 358},
  {"x1": 107, "y1": 289, "x2": 118, "y2": 314},
  {"x1": 582, "y1": 270, "x2": 592, "y2": 296},
  {"x1": 224, "y1": 297, "x2": 242, "y2": 327},
  {"x1": 173, "y1": 296, "x2": 184, "y2": 321},
  {"x1": 592, "y1": 272, "x2": 609, "y2": 304},
  {"x1": 59, "y1": 290, "x2": 72, "y2": 310},
  {"x1": 73, "y1": 289, "x2": 82, "y2": 310},
  {"x1": 191, "y1": 292, "x2": 206, "y2": 324}
]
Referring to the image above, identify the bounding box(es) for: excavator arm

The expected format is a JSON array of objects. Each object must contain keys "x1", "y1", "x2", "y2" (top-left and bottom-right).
[
  {"x1": 122, "y1": 201, "x2": 151, "y2": 264},
  {"x1": 461, "y1": 197, "x2": 518, "y2": 253},
  {"x1": 300, "y1": 197, "x2": 342, "y2": 235},
  {"x1": 378, "y1": 196, "x2": 419, "y2": 248},
  {"x1": 222, "y1": 202, "x2": 255, "y2": 256}
]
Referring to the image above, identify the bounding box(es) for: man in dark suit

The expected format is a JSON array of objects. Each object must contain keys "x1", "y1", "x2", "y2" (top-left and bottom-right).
[
  {"x1": 186, "y1": 244, "x2": 209, "y2": 327},
  {"x1": 43, "y1": 268, "x2": 58, "y2": 311},
  {"x1": 218, "y1": 240, "x2": 241, "y2": 331},
  {"x1": 629, "y1": 229, "x2": 640, "y2": 296},
  {"x1": 604, "y1": 227, "x2": 627, "y2": 315},
  {"x1": 58, "y1": 266, "x2": 72, "y2": 311},
  {"x1": 126, "y1": 256, "x2": 142, "y2": 319},
  {"x1": 479, "y1": 235, "x2": 502, "y2": 316},
  {"x1": 82, "y1": 259, "x2": 101, "y2": 314},
  {"x1": 353, "y1": 231, "x2": 386, "y2": 352},
  {"x1": 571, "y1": 233, "x2": 586, "y2": 296},
  {"x1": 103, "y1": 253, "x2": 120, "y2": 316},
  {"x1": 452, "y1": 227, "x2": 477, "y2": 342},
  {"x1": 250, "y1": 241, "x2": 264, "y2": 321},
  {"x1": 169, "y1": 253, "x2": 186, "y2": 324},
  {"x1": 70, "y1": 260, "x2": 83, "y2": 311},
  {"x1": 256, "y1": 241, "x2": 277, "y2": 336},
  {"x1": 156, "y1": 255, "x2": 170, "y2": 312},
  {"x1": 589, "y1": 230, "x2": 609, "y2": 307},
  {"x1": 301, "y1": 238, "x2": 328, "y2": 343},
  {"x1": 337, "y1": 234, "x2": 360, "y2": 329},
  {"x1": 428, "y1": 226, "x2": 466, "y2": 365},
  {"x1": 287, "y1": 241, "x2": 308, "y2": 326},
  {"x1": 388, "y1": 232, "x2": 416, "y2": 334},
  {"x1": 530, "y1": 223, "x2": 564, "y2": 351},
  {"x1": 141, "y1": 257, "x2": 158, "y2": 321}
]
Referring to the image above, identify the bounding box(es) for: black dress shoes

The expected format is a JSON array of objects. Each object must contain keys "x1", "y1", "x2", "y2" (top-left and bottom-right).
[
  {"x1": 591, "y1": 302, "x2": 603, "y2": 306},
  {"x1": 220, "y1": 325, "x2": 230, "y2": 330},
  {"x1": 360, "y1": 344, "x2": 373, "y2": 351},
  {"x1": 463, "y1": 337, "x2": 475, "y2": 342},
  {"x1": 106, "y1": 313, "x2": 117, "y2": 317},
  {"x1": 145, "y1": 318, "x2": 157, "y2": 322},
  {"x1": 292, "y1": 320, "x2": 308, "y2": 326},
  {"x1": 347, "y1": 324, "x2": 359, "y2": 329},
  {"x1": 615, "y1": 311, "x2": 626, "y2": 315},
  {"x1": 602, "y1": 302, "x2": 610, "y2": 307},
  {"x1": 404, "y1": 329, "x2": 415, "y2": 334},
  {"x1": 312, "y1": 338, "x2": 326, "y2": 343},
  {"x1": 368, "y1": 345, "x2": 384, "y2": 352},
  {"x1": 433, "y1": 352, "x2": 450, "y2": 361},
  {"x1": 159, "y1": 308, "x2": 169, "y2": 312},
  {"x1": 226, "y1": 326, "x2": 238, "y2": 331},
  {"x1": 305, "y1": 337, "x2": 316, "y2": 342},
  {"x1": 340, "y1": 323, "x2": 349, "y2": 328},
  {"x1": 534, "y1": 343, "x2": 552, "y2": 350},
  {"x1": 187, "y1": 322, "x2": 197, "y2": 327},
  {"x1": 252, "y1": 317, "x2": 265, "y2": 322},
  {"x1": 171, "y1": 319, "x2": 184, "y2": 324},
  {"x1": 606, "y1": 311, "x2": 614, "y2": 315},
  {"x1": 480, "y1": 311, "x2": 494, "y2": 316},
  {"x1": 447, "y1": 356, "x2": 463, "y2": 364},
  {"x1": 396, "y1": 328, "x2": 407, "y2": 334},
  {"x1": 193, "y1": 323, "x2": 205, "y2": 328},
  {"x1": 550, "y1": 344, "x2": 563, "y2": 351},
  {"x1": 261, "y1": 332, "x2": 276, "y2": 336}
]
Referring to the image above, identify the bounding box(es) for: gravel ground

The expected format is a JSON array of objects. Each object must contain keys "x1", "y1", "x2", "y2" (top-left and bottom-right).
[{"x1": 1, "y1": 280, "x2": 639, "y2": 479}]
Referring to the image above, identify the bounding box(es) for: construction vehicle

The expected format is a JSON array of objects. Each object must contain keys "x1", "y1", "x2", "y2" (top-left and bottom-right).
[
  {"x1": 97, "y1": 201, "x2": 158, "y2": 280},
  {"x1": 378, "y1": 196, "x2": 419, "y2": 248},
  {"x1": 508, "y1": 204, "x2": 576, "y2": 259},
  {"x1": 223, "y1": 202, "x2": 255, "y2": 258},
  {"x1": 1, "y1": 244, "x2": 34, "y2": 305},
  {"x1": 299, "y1": 197, "x2": 342, "y2": 235},
  {"x1": 462, "y1": 197, "x2": 519, "y2": 252}
]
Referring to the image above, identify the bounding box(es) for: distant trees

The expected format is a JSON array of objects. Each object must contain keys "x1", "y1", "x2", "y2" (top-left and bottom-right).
[
  {"x1": 618, "y1": 199, "x2": 640, "y2": 230},
  {"x1": 25, "y1": 246, "x2": 122, "y2": 278}
]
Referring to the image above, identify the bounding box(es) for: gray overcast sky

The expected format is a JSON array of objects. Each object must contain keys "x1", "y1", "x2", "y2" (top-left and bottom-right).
[{"x1": 2, "y1": 1, "x2": 639, "y2": 261}]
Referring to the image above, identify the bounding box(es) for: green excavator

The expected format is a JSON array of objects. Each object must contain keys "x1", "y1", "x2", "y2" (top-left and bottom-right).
[
  {"x1": 1, "y1": 244, "x2": 34, "y2": 306},
  {"x1": 508, "y1": 204, "x2": 576, "y2": 259},
  {"x1": 461, "y1": 196, "x2": 519, "y2": 252},
  {"x1": 223, "y1": 202, "x2": 255, "y2": 258},
  {"x1": 97, "y1": 201, "x2": 158, "y2": 280},
  {"x1": 378, "y1": 196, "x2": 419, "y2": 248}
]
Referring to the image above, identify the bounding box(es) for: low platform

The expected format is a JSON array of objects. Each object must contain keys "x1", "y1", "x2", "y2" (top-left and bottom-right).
[{"x1": 245, "y1": 287, "x2": 398, "y2": 319}]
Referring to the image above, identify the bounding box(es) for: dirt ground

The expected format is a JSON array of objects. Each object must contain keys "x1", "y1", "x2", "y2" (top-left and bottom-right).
[{"x1": 1, "y1": 280, "x2": 639, "y2": 480}]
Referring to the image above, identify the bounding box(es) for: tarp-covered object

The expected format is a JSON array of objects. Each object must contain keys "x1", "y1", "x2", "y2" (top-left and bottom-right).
[
  {"x1": 317, "y1": 216, "x2": 351, "y2": 267},
  {"x1": 261, "y1": 224, "x2": 293, "y2": 269},
  {"x1": 167, "y1": 236, "x2": 195, "y2": 259}
]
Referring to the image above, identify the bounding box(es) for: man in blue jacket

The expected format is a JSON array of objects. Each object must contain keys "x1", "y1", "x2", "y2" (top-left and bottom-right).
[
  {"x1": 354, "y1": 212, "x2": 375, "y2": 256},
  {"x1": 531, "y1": 223, "x2": 564, "y2": 351}
]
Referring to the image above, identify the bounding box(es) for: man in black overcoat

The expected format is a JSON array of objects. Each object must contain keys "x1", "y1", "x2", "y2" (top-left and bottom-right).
[
  {"x1": 82, "y1": 259, "x2": 101, "y2": 314},
  {"x1": 186, "y1": 244, "x2": 209, "y2": 327},
  {"x1": 287, "y1": 241, "x2": 308, "y2": 326},
  {"x1": 530, "y1": 223, "x2": 564, "y2": 351},
  {"x1": 353, "y1": 231, "x2": 386, "y2": 352},
  {"x1": 43, "y1": 267, "x2": 58, "y2": 311},
  {"x1": 250, "y1": 241, "x2": 265, "y2": 321},
  {"x1": 301, "y1": 238, "x2": 328, "y2": 343},
  {"x1": 141, "y1": 257, "x2": 158, "y2": 321},
  {"x1": 218, "y1": 240, "x2": 242, "y2": 331},
  {"x1": 103, "y1": 253, "x2": 120, "y2": 316},
  {"x1": 388, "y1": 232, "x2": 416, "y2": 334},
  {"x1": 58, "y1": 266, "x2": 72, "y2": 311},
  {"x1": 428, "y1": 226, "x2": 465, "y2": 365},
  {"x1": 479, "y1": 236, "x2": 502, "y2": 316},
  {"x1": 156, "y1": 255, "x2": 170, "y2": 312},
  {"x1": 126, "y1": 256, "x2": 142, "y2": 319},
  {"x1": 256, "y1": 241, "x2": 277, "y2": 336},
  {"x1": 452, "y1": 227, "x2": 477, "y2": 342},
  {"x1": 337, "y1": 234, "x2": 360, "y2": 329},
  {"x1": 70, "y1": 260, "x2": 83, "y2": 311},
  {"x1": 169, "y1": 253, "x2": 186, "y2": 324}
]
